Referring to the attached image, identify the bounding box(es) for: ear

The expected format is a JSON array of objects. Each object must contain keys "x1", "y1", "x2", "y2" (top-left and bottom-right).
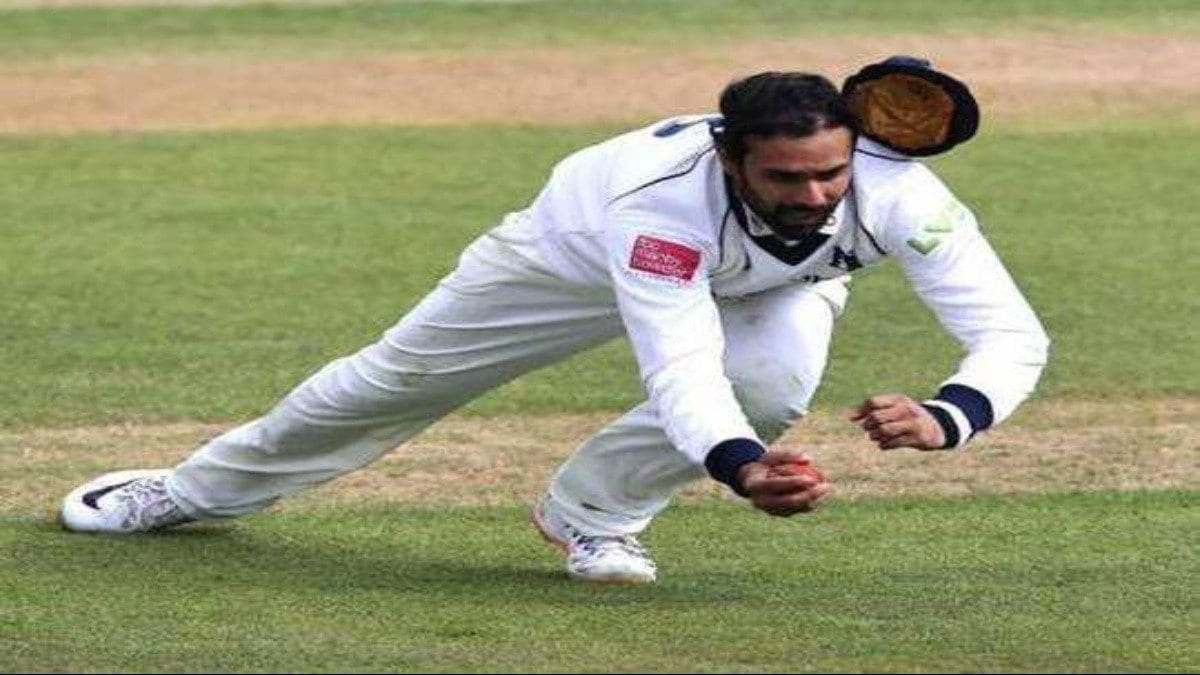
[{"x1": 716, "y1": 146, "x2": 739, "y2": 177}]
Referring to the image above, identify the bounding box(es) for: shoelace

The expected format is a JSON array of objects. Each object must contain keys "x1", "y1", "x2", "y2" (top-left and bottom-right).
[
  {"x1": 569, "y1": 530, "x2": 652, "y2": 561},
  {"x1": 116, "y1": 478, "x2": 188, "y2": 530}
]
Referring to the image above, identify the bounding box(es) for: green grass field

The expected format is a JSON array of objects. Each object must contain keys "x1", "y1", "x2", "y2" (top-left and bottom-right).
[
  {"x1": 1, "y1": 0, "x2": 1198, "y2": 61},
  {"x1": 0, "y1": 1, "x2": 1196, "y2": 672},
  {"x1": 1, "y1": 125, "x2": 1196, "y2": 428},
  {"x1": 3, "y1": 491, "x2": 1196, "y2": 672}
]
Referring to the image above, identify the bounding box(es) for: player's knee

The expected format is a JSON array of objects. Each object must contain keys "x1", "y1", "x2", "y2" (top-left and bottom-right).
[{"x1": 732, "y1": 372, "x2": 815, "y2": 443}]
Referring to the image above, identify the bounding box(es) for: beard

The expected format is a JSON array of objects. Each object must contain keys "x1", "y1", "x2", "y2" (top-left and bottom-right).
[{"x1": 742, "y1": 189, "x2": 842, "y2": 241}]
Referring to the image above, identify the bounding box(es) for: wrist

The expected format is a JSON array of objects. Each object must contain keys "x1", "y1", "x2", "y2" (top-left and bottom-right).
[
  {"x1": 704, "y1": 438, "x2": 766, "y2": 496},
  {"x1": 920, "y1": 403, "x2": 960, "y2": 448},
  {"x1": 923, "y1": 384, "x2": 996, "y2": 448}
]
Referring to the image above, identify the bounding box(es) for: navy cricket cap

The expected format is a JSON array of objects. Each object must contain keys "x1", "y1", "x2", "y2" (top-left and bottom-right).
[{"x1": 842, "y1": 55, "x2": 980, "y2": 157}]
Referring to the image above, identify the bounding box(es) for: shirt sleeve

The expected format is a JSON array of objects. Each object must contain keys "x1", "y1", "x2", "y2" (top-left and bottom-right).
[
  {"x1": 603, "y1": 220, "x2": 766, "y2": 476},
  {"x1": 877, "y1": 174, "x2": 1051, "y2": 446}
]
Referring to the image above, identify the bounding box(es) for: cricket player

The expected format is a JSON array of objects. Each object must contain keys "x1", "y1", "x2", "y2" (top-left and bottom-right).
[{"x1": 60, "y1": 60, "x2": 1049, "y2": 585}]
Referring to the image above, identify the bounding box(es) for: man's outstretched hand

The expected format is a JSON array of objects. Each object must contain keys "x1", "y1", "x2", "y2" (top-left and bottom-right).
[
  {"x1": 736, "y1": 449, "x2": 831, "y2": 517},
  {"x1": 849, "y1": 393, "x2": 946, "y2": 450}
]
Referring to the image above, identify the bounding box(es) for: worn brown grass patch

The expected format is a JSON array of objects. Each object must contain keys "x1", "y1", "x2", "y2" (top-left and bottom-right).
[
  {"x1": 3, "y1": 397, "x2": 1195, "y2": 518},
  {"x1": 4, "y1": 33, "x2": 1199, "y2": 134}
]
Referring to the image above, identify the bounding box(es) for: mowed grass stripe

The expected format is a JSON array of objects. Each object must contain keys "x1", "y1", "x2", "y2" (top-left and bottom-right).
[
  {"x1": 1, "y1": 124, "x2": 1197, "y2": 428},
  {"x1": 0, "y1": 0, "x2": 1199, "y2": 61},
  {"x1": 1, "y1": 490, "x2": 1194, "y2": 672}
]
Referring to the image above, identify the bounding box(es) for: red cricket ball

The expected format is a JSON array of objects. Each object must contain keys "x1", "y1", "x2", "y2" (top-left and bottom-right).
[{"x1": 772, "y1": 459, "x2": 827, "y2": 483}]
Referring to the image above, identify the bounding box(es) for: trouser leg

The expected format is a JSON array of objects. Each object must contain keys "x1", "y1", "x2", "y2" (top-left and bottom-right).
[
  {"x1": 547, "y1": 282, "x2": 844, "y2": 535},
  {"x1": 168, "y1": 227, "x2": 622, "y2": 518}
]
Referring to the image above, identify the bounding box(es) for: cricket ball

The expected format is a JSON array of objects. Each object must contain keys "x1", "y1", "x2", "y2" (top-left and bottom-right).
[{"x1": 772, "y1": 460, "x2": 827, "y2": 483}]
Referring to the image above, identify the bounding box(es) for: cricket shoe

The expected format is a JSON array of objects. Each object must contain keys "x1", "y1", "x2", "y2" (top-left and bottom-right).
[
  {"x1": 531, "y1": 495, "x2": 657, "y2": 584},
  {"x1": 60, "y1": 469, "x2": 194, "y2": 533}
]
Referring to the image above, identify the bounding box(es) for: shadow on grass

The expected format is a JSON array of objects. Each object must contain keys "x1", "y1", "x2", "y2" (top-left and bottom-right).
[{"x1": 6, "y1": 511, "x2": 743, "y2": 605}]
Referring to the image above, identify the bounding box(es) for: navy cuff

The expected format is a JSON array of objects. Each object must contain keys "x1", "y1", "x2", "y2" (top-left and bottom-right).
[
  {"x1": 935, "y1": 384, "x2": 994, "y2": 433},
  {"x1": 921, "y1": 404, "x2": 960, "y2": 448},
  {"x1": 704, "y1": 438, "x2": 766, "y2": 497}
]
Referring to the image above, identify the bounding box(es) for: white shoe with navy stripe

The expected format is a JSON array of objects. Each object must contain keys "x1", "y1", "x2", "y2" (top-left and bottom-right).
[
  {"x1": 531, "y1": 495, "x2": 657, "y2": 584},
  {"x1": 60, "y1": 469, "x2": 194, "y2": 533}
]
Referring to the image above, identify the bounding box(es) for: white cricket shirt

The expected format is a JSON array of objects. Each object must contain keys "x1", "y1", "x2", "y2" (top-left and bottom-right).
[{"x1": 520, "y1": 115, "x2": 1050, "y2": 466}]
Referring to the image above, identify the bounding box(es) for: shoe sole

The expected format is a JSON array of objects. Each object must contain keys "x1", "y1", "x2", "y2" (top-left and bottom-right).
[{"x1": 530, "y1": 503, "x2": 569, "y2": 553}]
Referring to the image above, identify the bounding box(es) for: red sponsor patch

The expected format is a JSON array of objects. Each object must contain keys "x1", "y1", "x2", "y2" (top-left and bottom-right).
[{"x1": 629, "y1": 235, "x2": 701, "y2": 282}]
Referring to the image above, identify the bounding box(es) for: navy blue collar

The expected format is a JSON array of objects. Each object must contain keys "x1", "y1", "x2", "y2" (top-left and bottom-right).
[{"x1": 723, "y1": 174, "x2": 831, "y2": 266}]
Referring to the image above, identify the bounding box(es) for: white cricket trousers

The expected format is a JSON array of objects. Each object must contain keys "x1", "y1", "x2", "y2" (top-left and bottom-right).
[{"x1": 167, "y1": 215, "x2": 843, "y2": 535}]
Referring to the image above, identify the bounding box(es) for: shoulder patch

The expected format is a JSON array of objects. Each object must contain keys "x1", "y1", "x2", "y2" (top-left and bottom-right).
[
  {"x1": 906, "y1": 236, "x2": 942, "y2": 254},
  {"x1": 907, "y1": 201, "x2": 969, "y2": 255},
  {"x1": 629, "y1": 235, "x2": 702, "y2": 282}
]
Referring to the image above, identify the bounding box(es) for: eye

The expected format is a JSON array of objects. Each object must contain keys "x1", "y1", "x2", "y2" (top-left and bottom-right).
[
  {"x1": 814, "y1": 167, "x2": 847, "y2": 182},
  {"x1": 765, "y1": 170, "x2": 805, "y2": 184}
]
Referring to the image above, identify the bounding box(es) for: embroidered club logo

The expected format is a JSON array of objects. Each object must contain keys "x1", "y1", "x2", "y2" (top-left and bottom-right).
[
  {"x1": 907, "y1": 201, "x2": 969, "y2": 255},
  {"x1": 629, "y1": 235, "x2": 701, "y2": 282}
]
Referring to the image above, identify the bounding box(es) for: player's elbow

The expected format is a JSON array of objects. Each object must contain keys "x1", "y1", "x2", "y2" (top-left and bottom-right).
[
  {"x1": 1008, "y1": 319, "x2": 1051, "y2": 370},
  {"x1": 1031, "y1": 325, "x2": 1051, "y2": 369},
  {"x1": 1019, "y1": 327, "x2": 1052, "y2": 395}
]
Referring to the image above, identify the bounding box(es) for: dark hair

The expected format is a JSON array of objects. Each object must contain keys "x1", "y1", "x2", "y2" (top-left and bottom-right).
[{"x1": 715, "y1": 72, "x2": 858, "y2": 162}]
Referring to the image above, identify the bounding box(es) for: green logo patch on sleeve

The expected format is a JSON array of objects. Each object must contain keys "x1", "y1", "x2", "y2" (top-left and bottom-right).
[
  {"x1": 907, "y1": 202, "x2": 968, "y2": 254},
  {"x1": 906, "y1": 236, "x2": 942, "y2": 254}
]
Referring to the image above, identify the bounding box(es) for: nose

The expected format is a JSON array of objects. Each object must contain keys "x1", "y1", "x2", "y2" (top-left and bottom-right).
[{"x1": 792, "y1": 180, "x2": 829, "y2": 208}]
